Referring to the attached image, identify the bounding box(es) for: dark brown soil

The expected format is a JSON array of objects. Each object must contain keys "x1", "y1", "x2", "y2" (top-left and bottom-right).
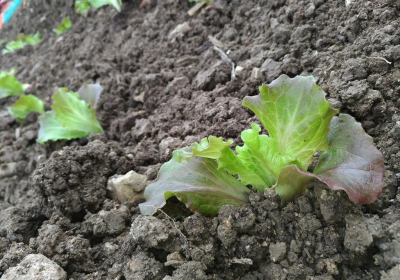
[{"x1": 0, "y1": 0, "x2": 400, "y2": 279}]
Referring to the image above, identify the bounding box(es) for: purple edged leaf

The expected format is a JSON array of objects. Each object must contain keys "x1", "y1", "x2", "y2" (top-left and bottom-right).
[
  {"x1": 313, "y1": 114, "x2": 384, "y2": 204},
  {"x1": 274, "y1": 114, "x2": 384, "y2": 204},
  {"x1": 77, "y1": 84, "x2": 103, "y2": 109},
  {"x1": 139, "y1": 147, "x2": 250, "y2": 216}
]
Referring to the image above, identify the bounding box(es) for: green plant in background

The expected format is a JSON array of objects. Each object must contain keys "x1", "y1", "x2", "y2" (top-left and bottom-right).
[
  {"x1": 75, "y1": 0, "x2": 90, "y2": 17},
  {"x1": 0, "y1": 71, "x2": 27, "y2": 98},
  {"x1": 140, "y1": 75, "x2": 385, "y2": 216},
  {"x1": 8, "y1": 95, "x2": 45, "y2": 123},
  {"x1": 38, "y1": 84, "x2": 104, "y2": 143},
  {"x1": 2, "y1": 32, "x2": 41, "y2": 55},
  {"x1": 54, "y1": 18, "x2": 72, "y2": 35},
  {"x1": 89, "y1": 0, "x2": 122, "y2": 12},
  {"x1": 75, "y1": 0, "x2": 122, "y2": 15}
]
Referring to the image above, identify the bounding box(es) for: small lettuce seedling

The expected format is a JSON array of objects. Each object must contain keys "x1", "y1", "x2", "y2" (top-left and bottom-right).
[
  {"x1": 0, "y1": 71, "x2": 27, "y2": 98},
  {"x1": 75, "y1": 0, "x2": 121, "y2": 16},
  {"x1": 140, "y1": 75, "x2": 384, "y2": 216},
  {"x1": 54, "y1": 18, "x2": 72, "y2": 35},
  {"x1": 2, "y1": 32, "x2": 41, "y2": 55},
  {"x1": 38, "y1": 84, "x2": 104, "y2": 143},
  {"x1": 8, "y1": 95, "x2": 45, "y2": 123},
  {"x1": 89, "y1": 0, "x2": 122, "y2": 12},
  {"x1": 75, "y1": 0, "x2": 90, "y2": 17}
]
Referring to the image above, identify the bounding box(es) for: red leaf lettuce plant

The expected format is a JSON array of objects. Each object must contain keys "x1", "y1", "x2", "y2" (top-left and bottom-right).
[{"x1": 140, "y1": 75, "x2": 384, "y2": 216}]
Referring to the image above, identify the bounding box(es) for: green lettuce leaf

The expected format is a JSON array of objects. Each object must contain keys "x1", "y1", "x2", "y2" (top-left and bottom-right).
[
  {"x1": 25, "y1": 32, "x2": 41, "y2": 46},
  {"x1": 2, "y1": 32, "x2": 41, "y2": 55},
  {"x1": 8, "y1": 95, "x2": 45, "y2": 123},
  {"x1": 38, "y1": 111, "x2": 89, "y2": 143},
  {"x1": 140, "y1": 147, "x2": 250, "y2": 216},
  {"x1": 243, "y1": 75, "x2": 338, "y2": 168},
  {"x1": 0, "y1": 72, "x2": 25, "y2": 98},
  {"x1": 51, "y1": 88, "x2": 103, "y2": 134},
  {"x1": 185, "y1": 127, "x2": 297, "y2": 192},
  {"x1": 274, "y1": 114, "x2": 384, "y2": 204},
  {"x1": 75, "y1": 0, "x2": 90, "y2": 17},
  {"x1": 54, "y1": 18, "x2": 72, "y2": 35},
  {"x1": 37, "y1": 87, "x2": 103, "y2": 143},
  {"x1": 2, "y1": 40, "x2": 25, "y2": 55},
  {"x1": 88, "y1": 0, "x2": 122, "y2": 12}
]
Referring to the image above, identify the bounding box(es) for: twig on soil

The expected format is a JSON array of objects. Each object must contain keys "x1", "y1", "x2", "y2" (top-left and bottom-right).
[
  {"x1": 213, "y1": 46, "x2": 236, "y2": 80},
  {"x1": 366, "y1": 56, "x2": 392, "y2": 65}
]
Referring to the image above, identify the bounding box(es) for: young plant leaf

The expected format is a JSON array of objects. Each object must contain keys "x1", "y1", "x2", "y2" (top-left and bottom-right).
[
  {"x1": 51, "y1": 88, "x2": 103, "y2": 134},
  {"x1": 25, "y1": 32, "x2": 41, "y2": 46},
  {"x1": 88, "y1": 0, "x2": 122, "y2": 12},
  {"x1": 2, "y1": 32, "x2": 41, "y2": 55},
  {"x1": 0, "y1": 72, "x2": 25, "y2": 98},
  {"x1": 313, "y1": 114, "x2": 384, "y2": 204},
  {"x1": 75, "y1": 0, "x2": 90, "y2": 17},
  {"x1": 274, "y1": 114, "x2": 384, "y2": 204},
  {"x1": 8, "y1": 95, "x2": 45, "y2": 123},
  {"x1": 77, "y1": 83, "x2": 103, "y2": 108},
  {"x1": 38, "y1": 111, "x2": 89, "y2": 143},
  {"x1": 243, "y1": 75, "x2": 338, "y2": 168},
  {"x1": 37, "y1": 87, "x2": 103, "y2": 143},
  {"x1": 54, "y1": 18, "x2": 72, "y2": 35},
  {"x1": 2, "y1": 39, "x2": 25, "y2": 54},
  {"x1": 140, "y1": 147, "x2": 251, "y2": 216},
  {"x1": 186, "y1": 127, "x2": 298, "y2": 192}
]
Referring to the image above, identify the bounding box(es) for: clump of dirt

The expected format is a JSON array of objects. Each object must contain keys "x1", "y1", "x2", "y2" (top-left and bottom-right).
[{"x1": 0, "y1": 0, "x2": 399, "y2": 279}]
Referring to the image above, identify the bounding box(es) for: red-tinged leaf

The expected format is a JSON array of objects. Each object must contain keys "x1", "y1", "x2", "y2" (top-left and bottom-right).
[
  {"x1": 313, "y1": 114, "x2": 384, "y2": 204},
  {"x1": 139, "y1": 148, "x2": 251, "y2": 217},
  {"x1": 274, "y1": 114, "x2": 385, "y2": 205}
]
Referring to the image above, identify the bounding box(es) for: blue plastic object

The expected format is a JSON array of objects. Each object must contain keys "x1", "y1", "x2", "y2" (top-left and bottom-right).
[{"x1": 3, "y1": 0, "x2": 24, "y2": 24}]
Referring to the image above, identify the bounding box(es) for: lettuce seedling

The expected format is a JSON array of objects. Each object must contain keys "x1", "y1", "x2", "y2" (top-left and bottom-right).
[
  {"x1": 140, "y1": 75, "x2": 384, "y2": 216},
  {"x1": 8, "y1": 95, "x2": 45, "y2": 123},
  {"x1": 54, "y1": 18, "x2": 72, "y2": 35},
  {"x1": 2, "y1": 32, "x2": 41, "y2": 55},
  {"x1": 0, "y1": 71, "x2": 27, "y2": 98},
  {"x1": 88, "y1": 0, "x2": 122, "y2": 12},
  {"x1": 75, "y1": 0, "x2": 90, "y2": 17},
  {"x1": 37, "y1": 84, "x2": 104, "y2": 143}
]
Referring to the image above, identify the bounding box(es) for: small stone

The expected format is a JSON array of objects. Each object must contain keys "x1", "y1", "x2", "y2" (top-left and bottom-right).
[
  {"x1": 124, "y1": 252, "x2": 164, "y2": 280},
  {"x1": 169, "y1": 22, "x2": 191, "y2": 41},
  {"x1": 251, "y1": 67, "x2": 262, "y2": 80},
  {"x1": 0, "y1": 162, "x2": 17, "y2": 179},
  {"x1": 269, "y1": 242, "x2": 287, "y2": 263},
  {"x1": 107, "y1": 171, "x2": 148, "y2": 203},
  {"x1": 2, "y1": 254, "x2": 67, "y2": 280}
]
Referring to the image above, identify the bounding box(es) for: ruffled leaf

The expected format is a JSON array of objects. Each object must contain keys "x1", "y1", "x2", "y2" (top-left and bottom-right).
[
  {"x1": 88, "y1": 0, "x2": 122, "y2": 12},
  {"x1": 38, "y1": 87, "x2": 103, "y2": 143},
  {"x1": 54, "y1": 18, "x2": 72, "y2": 35},
  {"x1": 140, "y1": 147, "x2": 250, "y2": 217},
  {"x1": 0, "y1": 72, "x2": 25, "y2": 98},
  {"x1": 274, "y1": 114, "x2": 384, "y2": 204},
  {"x1": 243, "y1": 74, "x2": 338, "y2": 168},
  {"x1": 8, "y1": 94, "x2": 44, "y2": 122}
]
